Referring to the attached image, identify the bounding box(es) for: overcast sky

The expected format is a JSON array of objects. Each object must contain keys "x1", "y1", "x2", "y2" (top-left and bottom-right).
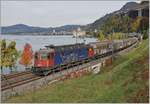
[{"x1": 1, "y1": 1, "x2": 140, "y2": 27}]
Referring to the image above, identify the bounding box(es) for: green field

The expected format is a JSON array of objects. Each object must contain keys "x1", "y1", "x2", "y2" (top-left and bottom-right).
[{"x1": 6, "y1": 39, "x2": 149, "y2": 103}]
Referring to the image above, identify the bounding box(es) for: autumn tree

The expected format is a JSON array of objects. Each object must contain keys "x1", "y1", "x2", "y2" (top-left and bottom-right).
[
  {"x1": 101, "y1": 15, "x2": 133, "y2": 34},
  {"x1": 19, "y1": 43, "x2": 33, "y2": 68},
  {"x1": 0, "y1": 39, "x2": 6, "y2": 73},
  {"x1": 108, "y1": 34, "x2": 112, "y2": 40},
  {"x1": 114, "y1": 32, "x2": 123, "y2": 40},
  {"x1": 0, "y1": 40, "x2": 18, "y2": 73},
  {"x1": 131, "y1": 17, "x2": 142, "y2": 32},
  {"x1": 1, "y1": 39, "x2": 6, "y2": 51},
  {"x1": 98, "y1": 31, "x2": 105, "y2": 41},
  {"x1": 140, "y1": 17, "x2": 149, "y2": 39},
  {"x1": 7, "y1": 41, "x2": 18, "y2": 71},
  {"x1": 139, "y1": 17, "x2": 149, "y2": 32}
]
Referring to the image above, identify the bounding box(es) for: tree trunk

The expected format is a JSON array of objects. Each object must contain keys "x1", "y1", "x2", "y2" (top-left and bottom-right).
[
  {"x1": 14, "y1": 65, "x2": 17, "y2": 72},
  {"x1": 10, "y1": 66, "x2": 13, "y2": 73},
  {"x1": 1, "y1": 66, "x2": 3, "y2": 74},
  {"x1": 25, "y1": 65, "x2": 27, "y2": 70}
]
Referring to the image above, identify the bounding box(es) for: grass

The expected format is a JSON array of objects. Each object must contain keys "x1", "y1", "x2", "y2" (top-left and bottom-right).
[{"x1": 6, "y1": 39, "x2": 149, "y2": 103}]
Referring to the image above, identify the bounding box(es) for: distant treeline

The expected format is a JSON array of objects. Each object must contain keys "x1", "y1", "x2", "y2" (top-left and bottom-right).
[{"x1": 89, "y1": 15, "x2": 149, "y2": 40}]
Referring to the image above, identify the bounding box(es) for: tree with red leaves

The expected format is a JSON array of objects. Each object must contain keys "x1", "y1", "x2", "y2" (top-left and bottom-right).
[{"x1": 19, "y1": 43, "x2": 33, "y2": 68}]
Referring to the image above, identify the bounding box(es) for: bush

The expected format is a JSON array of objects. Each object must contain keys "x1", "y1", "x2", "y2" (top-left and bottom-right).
[{"x1": 142, "y1": 30, "x2": 149, "y2": 40}]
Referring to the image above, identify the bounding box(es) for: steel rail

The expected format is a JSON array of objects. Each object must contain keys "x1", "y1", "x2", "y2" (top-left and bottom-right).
[
  {"x1": 1, "y1": 71, "x2": 31, "y2": 81},
  {"x1": 1, "y1": 73, "x2": 37, "y2": 88}
]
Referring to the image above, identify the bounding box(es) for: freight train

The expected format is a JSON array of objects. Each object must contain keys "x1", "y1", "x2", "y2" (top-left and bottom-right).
[{"x1": 31, "y1": 38, "x2": 137, "y2": 75}]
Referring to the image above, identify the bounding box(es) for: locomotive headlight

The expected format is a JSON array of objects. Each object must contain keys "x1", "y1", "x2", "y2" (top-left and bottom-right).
[
  {"x1": 89, "y1": 48, "x2": 92, "y2": 51},
  {"x1": 38, "y1": 63, "x2": 41, "y2": 66}
]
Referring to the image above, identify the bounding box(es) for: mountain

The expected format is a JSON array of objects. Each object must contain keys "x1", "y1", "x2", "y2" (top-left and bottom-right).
[
  {"x1": 85, "y1": 2, "x2": 140, "y2": 32},
  {"x1": 1, "y1": 24, "x2": 81, "y2": 34},
  {"x1": 2, "y1": 24, "x2": 50, "y2": 34},
  {"x1": 54, "y1": 25, "x2": 81, "y2": 32},
  {"x1": 119, "y1": 2, "x2": 139, "y2": 12}
]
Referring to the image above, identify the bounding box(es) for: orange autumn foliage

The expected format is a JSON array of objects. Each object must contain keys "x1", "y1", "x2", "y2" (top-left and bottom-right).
[{"x1": 19, "y1": 43, "x2": 33, "y2": 67}]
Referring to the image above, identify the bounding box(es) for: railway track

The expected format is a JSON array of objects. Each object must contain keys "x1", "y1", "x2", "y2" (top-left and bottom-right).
[
  {"x1": 1, "y1": 71, "x2": 31, "y2": 81},
  {"x1": 1, "y1": 73, "x2": 41, "y2": 91},
  {"x1": 1, "y1": 40, "x2": 137, "y2": 91}
]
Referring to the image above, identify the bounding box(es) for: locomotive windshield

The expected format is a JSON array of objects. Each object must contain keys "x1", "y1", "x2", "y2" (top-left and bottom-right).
[{"x1": 40, "y1": 52, "x2": 54, "y2": 60}]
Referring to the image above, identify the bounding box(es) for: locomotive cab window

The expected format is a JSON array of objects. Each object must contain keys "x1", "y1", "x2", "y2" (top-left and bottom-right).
[
  {"x1": 35, "y1": 53, "x2": 38, "y2": 59},
  {"x1": 41, "y1": 53, "x2": 47, "y2": 60},
  {"x1": 47, "y1": 54, "x2": 50, "y2": 59}
]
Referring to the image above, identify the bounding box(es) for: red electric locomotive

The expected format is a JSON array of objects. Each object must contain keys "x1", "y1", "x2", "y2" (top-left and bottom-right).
[{"x1": 33, "y1": 43, "x2": 94, "y2": 75}]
